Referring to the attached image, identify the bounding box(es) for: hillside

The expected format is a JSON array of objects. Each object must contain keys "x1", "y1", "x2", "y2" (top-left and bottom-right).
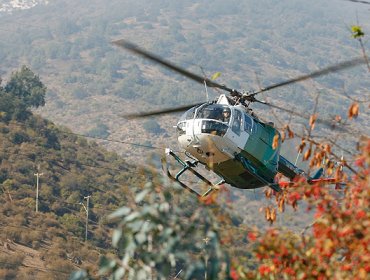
[
  {"x1": 0, "y1": 113, "x2": 153, "y2": 278},
  {"x1": 0, "y1": 0, "x2": 368, "y2": 167},
  {"x1": 0, "y1": 68, "x2": 149, "y2": 278}
]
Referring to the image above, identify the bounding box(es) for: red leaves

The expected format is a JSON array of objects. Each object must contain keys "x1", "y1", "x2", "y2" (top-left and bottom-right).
[
  {"x1": 298, "y1": 140, "x2": 335, "y2": 170},
  {"x1": 272, "y1": 134, "x2": 279, "y2": 150},
  {"x1": 264, "y1": 188, "x2": 274, "y2": 199},
  {"x1": 356, "y1": 210, "x2": 367, "y2": 219},
  {"x1": 280, "y1": 125, "x2": 295, "y2": 144},
  {"x1": 303, "y1": 147, "x2": 311, "y2": 161},
  {"x1": 341, "y1": 264, "x2": 352, "y2": 271},
  {"x1": 258, "y1": 265, "x2": 272, "y2": 276},
  {"x1": 277, "y1": 196, "x2": 285, "y2": 212},
  {"x1": 288, "y1": 191, "x2": 301, "y2": 210},
  {"x1": 309, "y1": 113, "x2": 318, "y2": 130},
  {"x1": 264, "y1": 206, "x2": 276, "y2": 224},
  {"x1": 282, "y1": 267, "x2": 295, "y2": 276},
  {"x1": 244, "y1": 139, "x2": 370, "y2": 280},
  {"x1": 247, "y1": 232, "x2": 257, "y2": 242},
  {"x1": 199, "y1": 191, "x2": 218, "y2": 205},
  {"x1": 230, "y1": 268, "x2": 239, "y2": 280},
  {"x1": 348, "y1": 102, "x2": 359, "y2": 119},
  {"x1": 355, "y1": 157, "x2": 365, "y2": 168},
  {"x1": 335, "y1": 115, "x2": 342, "y2": 122},
  {"x1": 323, "y1": 144, "x2": 331, "y2": 154},
  {"x1": 281, "y1": 125, "x2": 294, "y2": 142},
  {"x1": 298, "y1": 139, "x2": 306, "y2": 153}
]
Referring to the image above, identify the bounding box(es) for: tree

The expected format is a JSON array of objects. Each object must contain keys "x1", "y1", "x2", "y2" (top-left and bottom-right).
[
  {"x1": 5, "y1": 66, "x2": 46, "y2": 109},
  {"x1": 87, "y1": 123, "x2": 110, "y2": 138},
  {"x1": 1, "y1": 66, "x2": 46, "y2": 121},
  {"x1": 142, "y1": 119, "x2": 163, "y2": 134}
]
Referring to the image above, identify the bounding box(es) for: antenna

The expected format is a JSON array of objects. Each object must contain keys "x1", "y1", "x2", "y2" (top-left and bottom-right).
[
  {"x1": 200, "y1": 66, "x2": 209, "y2": 102},
  {"x1": 80, "y1": 195, "x2": 91, "y2": 242},
  {"x1": 204, "y1": 80, "x2": 209, "y2": 102}
]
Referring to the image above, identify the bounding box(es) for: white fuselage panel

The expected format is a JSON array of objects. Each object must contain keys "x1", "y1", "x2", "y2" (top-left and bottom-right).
[{"x1": 178, "y1": 119, "x2": 242, "y2": 165}]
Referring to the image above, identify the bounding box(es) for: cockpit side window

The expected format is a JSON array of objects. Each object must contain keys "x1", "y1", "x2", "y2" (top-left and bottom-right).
[
  {"x1": 232, "y1": 110, "x2": 242, "y2": 135},
  {"x1": 244, "y1": 114, "x2": 253, "y2": 133},
  {"x1": 185, "y1": 107, "x2": 196, "y2": 120},
  {"x1": 180, "y1": 107, "x2": 197, "y2": 121}
]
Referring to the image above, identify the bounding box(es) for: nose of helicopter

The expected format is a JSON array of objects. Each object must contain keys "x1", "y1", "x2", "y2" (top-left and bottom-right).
[{"x1": 178, "y1": 133, "x2": 237, "y2": 165}]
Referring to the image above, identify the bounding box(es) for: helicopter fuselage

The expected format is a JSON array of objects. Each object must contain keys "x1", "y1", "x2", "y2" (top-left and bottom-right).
[{"x1": 176, "y1": 98, "x2": 282, "y2": 189}]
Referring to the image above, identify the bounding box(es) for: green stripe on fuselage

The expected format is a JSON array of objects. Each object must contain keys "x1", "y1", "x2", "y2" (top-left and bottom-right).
[{"x1": 212, "y1": 122, "x2": 280, "y2": 189}]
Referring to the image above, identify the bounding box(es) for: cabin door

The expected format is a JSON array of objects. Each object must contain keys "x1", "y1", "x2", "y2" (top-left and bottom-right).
[{"x1": 225, "y1": 109, "x2": 249, "y2": 149}]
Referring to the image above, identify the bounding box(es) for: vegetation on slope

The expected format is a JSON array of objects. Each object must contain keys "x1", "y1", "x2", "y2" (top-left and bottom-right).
[{"x1": 0, "y1": 67, "x2": 147, "y2": 278}]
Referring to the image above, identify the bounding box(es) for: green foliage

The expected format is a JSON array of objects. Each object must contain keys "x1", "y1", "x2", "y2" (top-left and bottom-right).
[
  {"x1": 5, "y1": 66, "x2": 46, "y2": 109},
  {"x1": 10, "y1": 130, "x2": 30, "y2": 144},
  {"x1": 100, "y1": 181, "x2": 230, "y2": 279},
  {"x1": 60, "y1": 213, "x2": 84, "y2": 236},
  {"x1": 72, "y1": 87, "x2": 89, "y2": 100},
  {"x1": 351, "y1": 25, "x2": 365, "y2": 39},
  {"x1": 1, "y1": 66, "x2": 46, "y2": 121},
  {"x1": 87, "y1": 123, "x2": 110, "y2": 138},
  {"x1": 142, "y1": 119, "x2": 163, "y2": 134},
  {"x1": 211, "y1": 72, "x2": 222, "y2": 80}
]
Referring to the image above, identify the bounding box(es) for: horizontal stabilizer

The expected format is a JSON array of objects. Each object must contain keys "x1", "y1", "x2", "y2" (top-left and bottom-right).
[
  {"x1": 309, "y1": 168, "x2": 324, "y2": 181},
  {"x1": 278, "y1": 156, "x2": 304, "y2": 179}
]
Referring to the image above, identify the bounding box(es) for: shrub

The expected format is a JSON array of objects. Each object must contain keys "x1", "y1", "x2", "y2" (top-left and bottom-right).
[{"x1": 142, "y1": 119, "x2": 163, "y2": 134}]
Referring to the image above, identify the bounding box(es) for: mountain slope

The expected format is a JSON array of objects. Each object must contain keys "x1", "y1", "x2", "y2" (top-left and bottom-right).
[
  {"x1": 0, "y1": 111, "x2": 148, "y2": 278},
  {"x1": 0, "y1": 0, "x2": 368, "y2": 165}
]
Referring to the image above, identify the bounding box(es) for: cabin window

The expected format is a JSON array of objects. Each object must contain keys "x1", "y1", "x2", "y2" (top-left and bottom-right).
[
  {"x1": 253, "y1": 122, "x2": 258, "y2": 133},
  {"x1": 232, "y1": 110, "x2": 242, "y2": 135},
  {"x1": 244, "y1": 114, "x2": 253, "y2": 133}
]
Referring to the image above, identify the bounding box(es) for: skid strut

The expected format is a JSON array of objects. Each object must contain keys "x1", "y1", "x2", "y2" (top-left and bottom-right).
[{"x1": 162, "y1": 149, "x2": 223, "y2": 197}]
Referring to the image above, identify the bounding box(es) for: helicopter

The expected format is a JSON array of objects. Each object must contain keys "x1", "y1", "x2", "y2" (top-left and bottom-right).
[{"x1": 113, "y1": 39, "x2": 365, "y2": 197}]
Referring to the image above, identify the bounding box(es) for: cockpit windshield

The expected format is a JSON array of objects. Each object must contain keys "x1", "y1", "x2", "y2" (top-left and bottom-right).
[
  {"x1": 180, "y1": 107, "x2": 196, "y2": 121},
  {"x1": 180, "y1": 104, "x2": 232, "y2": 124},
  {"x1": 197, "y1": 104, "x2": 232, "y2": 123}
]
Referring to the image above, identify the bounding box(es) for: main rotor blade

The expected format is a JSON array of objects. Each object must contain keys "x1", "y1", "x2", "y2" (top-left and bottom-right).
[
  {"x1": 112, "y1": 39, "x2": 235, "y2": 93},
  {"x1": 123, "y1": 102, "x2": 203, "y2": 119},
  {"x1": 251, "y1": 57, "x2": 366, "y2": 96},
  {"x1": 254, "y1": 99, "x2": 349, "y2": 132}
]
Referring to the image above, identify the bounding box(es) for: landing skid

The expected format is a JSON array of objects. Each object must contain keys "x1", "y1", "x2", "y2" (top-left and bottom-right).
[{"x1": 162, "y1": 149, "x2": 224, "y2": 197}]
